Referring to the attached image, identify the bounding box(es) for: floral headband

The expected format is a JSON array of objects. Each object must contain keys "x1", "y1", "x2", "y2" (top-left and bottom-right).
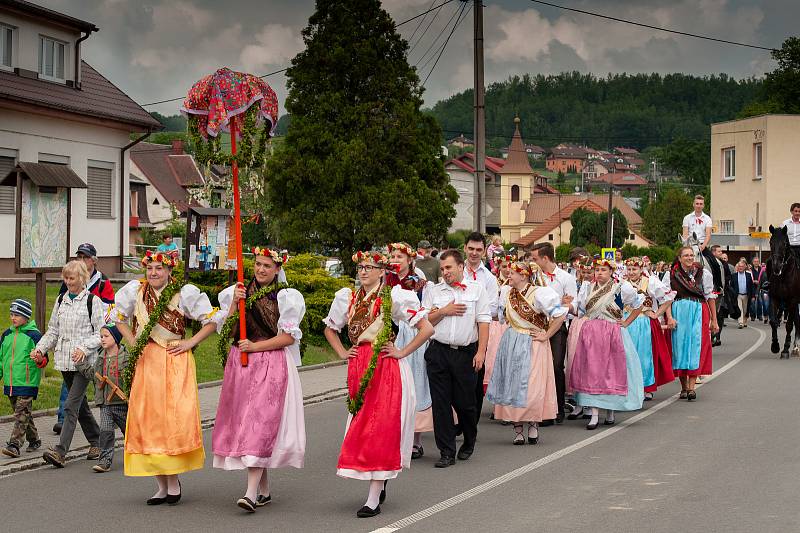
[
  {"x1": 141, "y1": 250, "x2": 178, "y2": 267},
  {"x1": 352, "y1": 250, "x2": 389, "y2": 266},
  {"x1": 494, "y1": 254, "x2": 515, "y2": 267},
  {"x1": 388, "y1": 242, "x2": 417, "y2": 259},
  {"x1": 510, "y1": 261, "x2": 532, "y2": 275},
  {"x1": 624, "y1": 257, "x2": 644, "y2": 267},
  {"x1": 252, "y1": 246, "x2": 287, "y2": 265},
  {"x1": 594, "y1": 258, "x2": 616, "y2": 269}
]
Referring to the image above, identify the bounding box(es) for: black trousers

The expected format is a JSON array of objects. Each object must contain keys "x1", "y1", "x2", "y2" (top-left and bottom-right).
[
  {"x1": 549, "y1": 324, "x2": 568, "y2": 418},
  {"x1": 701, "y1": 247, "x2": 722, "y2": 291},
  {"x1": 425, "y1": 340, "x2": 479, "y2": 458},
  {"x1": 473, "y1": 365, "x2": 486, "y2": 426}
]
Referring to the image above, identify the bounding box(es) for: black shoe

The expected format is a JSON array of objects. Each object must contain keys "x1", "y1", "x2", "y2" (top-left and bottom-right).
[
  {"x1": 166, "y1": 481, "x2": 181, "y2": 505},
  {"x1": 687, "y1": 390, "x2": 697, "y2": 402},
  {"x1": 357, "y1": 505, "x2": 381, "y2": 518},
  {"x1": 566, "y1": 413, "x2": 581, "y2": 420},
  {"x1": 434, "y1": 455, "x2": 455, "y2": 468},
  {"x1": 237, "y1": 496, "x2": 256, "y2": 512},
  {"x1": 603, "y1": 419, "x2": 616, "y2": 426},
  {"x1": 26, "y1": 440, "x2": 42, "y2": 452},
  {"x1": 456, "y1": 444, "x2": 474, "y2": 461},
  {"x1": 379, "y1": 480, "x2": 388, "y2": 504},
  {"x1": 679, "y1": 390, "x2": 688, "y2": 399},
  {"x1": 146, "y1": 496, "x2": 167, "y2": 506},
  {"x1": 411, "y1": 445, "x2": 424, "y2": 460},
  {"x1": 255, "y1": 494, "x2": 271, "y2": 507},
  {"x1": 586, "y1": 421, "x2": 599, "y2": 430},
  {"x1": 1, "y1": 443, "x2": 20, "y2": 458},
  {"x1": 539, "y1": 419, "x2": 554, "y2": 427},
  {"x1": 555, "y1": 413, "x2": 565, "y2": 425},
  {"x1": 52, "y1": 423, "x2": 62, "y2": 435}
]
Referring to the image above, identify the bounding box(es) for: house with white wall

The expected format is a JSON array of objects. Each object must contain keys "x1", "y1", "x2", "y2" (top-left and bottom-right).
[{"x1": 0, "y1": 0, "x2": 161, "y2": 276}]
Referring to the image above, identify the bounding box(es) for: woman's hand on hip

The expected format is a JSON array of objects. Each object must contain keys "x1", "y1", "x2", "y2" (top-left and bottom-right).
[{"x1": 167, "y1": 340, "x2": 195, "y2": 356}]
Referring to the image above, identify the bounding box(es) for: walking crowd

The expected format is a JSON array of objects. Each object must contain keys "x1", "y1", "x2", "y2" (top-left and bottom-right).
[{"x1": 3, "y1": 198, "x2": 796, "y2": 520}]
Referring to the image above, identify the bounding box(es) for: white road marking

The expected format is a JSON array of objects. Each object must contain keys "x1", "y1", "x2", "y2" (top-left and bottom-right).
[{"x1": 371, "y1": 328, "x2": 766, "y2": 533}]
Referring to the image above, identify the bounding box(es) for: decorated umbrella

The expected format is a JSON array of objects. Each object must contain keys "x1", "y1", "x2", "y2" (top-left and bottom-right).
[{"x1": 182, "y1": 67, "x2": 278, "y2": 366}]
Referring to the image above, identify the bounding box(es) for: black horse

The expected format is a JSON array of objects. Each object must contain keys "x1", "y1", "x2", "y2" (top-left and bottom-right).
[{"x1": 767, "y1": 225, "x2": 800, "y2": 358}]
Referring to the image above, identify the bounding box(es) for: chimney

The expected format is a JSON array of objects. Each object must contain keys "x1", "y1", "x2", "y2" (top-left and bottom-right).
[{"x1": 171, "y1": 139, "x2": 184, "y2": 155}]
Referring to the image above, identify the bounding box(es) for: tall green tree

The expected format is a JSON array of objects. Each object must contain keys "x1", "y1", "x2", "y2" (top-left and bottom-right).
[
  {"x1": 740, "y1": 37, "x2": 800, "y2": 117},
  {"x1": 570, "y1": 207, "x2": 627, "y2": 247},
  {"x1": 651, "y1": 138, "x2": 710, "y2": 188},
  {"x1": 266, "y1": 0, "x2": 456, "y2": 265},
  {"x1": 641, "y1": 188, "x2": 693, "y2": 246}
]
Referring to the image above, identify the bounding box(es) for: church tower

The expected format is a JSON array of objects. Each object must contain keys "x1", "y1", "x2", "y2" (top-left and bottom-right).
[{"x1": 499, "y1": 117, "x2": 534, "y2": 243}]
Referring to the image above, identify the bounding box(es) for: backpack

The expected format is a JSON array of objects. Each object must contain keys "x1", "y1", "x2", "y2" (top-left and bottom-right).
[{"x1": 57, "y1": 292, "x2": 96, "y2": 331}]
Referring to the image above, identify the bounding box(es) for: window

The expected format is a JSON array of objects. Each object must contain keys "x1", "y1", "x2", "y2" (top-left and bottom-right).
[
  {"x1": 38, "y1": 36, "x2": 66, "y2": 81},
  {"x1": 629, "y1": 233, "x2": 635, "y2": 240},
  {"x1": 548, "y1": 234, "x2": 554, "y2": 241},
  {"x1": 87, "y1": 162, "x2": 114, "y2": 219},
  {"x1": 153, "y1": 197, "x2": 160, "y2": 205},
  {"x1": 511, "y1": 184, "x2": 520, "y2": 202},
  {"x1": 722, "y1": 147, "x2": 736, "y2": 180},
  {"x1": 0, "y1": 152, "x2": 16, "y2": 214},
  {"x1": 720, "y1": 220, "x2": 735, "y2": 234},
  {"x1": 0, "y1": 24, "x2": 13, "y2": 69},
  {"x1": 754, "y1": 143, "x2": 763, "y2": 179}
]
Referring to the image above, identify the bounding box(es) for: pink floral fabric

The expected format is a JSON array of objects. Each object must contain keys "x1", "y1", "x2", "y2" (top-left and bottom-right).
[{"x1": 181, "y1": 67, "x2": 278, "y2": 138}]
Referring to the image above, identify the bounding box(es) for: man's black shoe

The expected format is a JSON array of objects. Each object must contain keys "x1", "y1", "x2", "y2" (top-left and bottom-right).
[
  {"x1": 539, "y1": 419, "x2": 554, "y2": 427},
  {"x1": 435, "y1": 456, "x2": 455, "y2": 468},
  {"x1": 456, "y1": 445, "x2": 474, "y2": 461},
  {"x1": 555, "y1": 413, "x2": 565, "y2": 424}
]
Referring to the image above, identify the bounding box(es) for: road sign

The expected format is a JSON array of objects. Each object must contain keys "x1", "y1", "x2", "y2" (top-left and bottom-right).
[
  {"x1": 750, "y1": 232, "x2": 770, "y2": 239},
  {"x1": 601, "y1": 247, "x2": 616, "y2": 260}
]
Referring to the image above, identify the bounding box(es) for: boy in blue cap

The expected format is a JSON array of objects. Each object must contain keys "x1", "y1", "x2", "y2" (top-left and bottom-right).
[{"x1": 1, "y1": 299, "x2": 46, "y2": 458}]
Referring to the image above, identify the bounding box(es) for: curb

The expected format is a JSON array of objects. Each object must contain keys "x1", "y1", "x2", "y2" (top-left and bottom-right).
[
  {"x1": 0, "y1": 360, "x2": 347, "y2": 424},
  {"x1": 0, "y1": 386, "x2": 348, "y2": 477}
]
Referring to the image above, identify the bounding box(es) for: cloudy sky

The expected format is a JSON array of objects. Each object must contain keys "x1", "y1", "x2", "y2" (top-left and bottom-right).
[{"x1": 38, "y1": 0, "x2": 792, "y2": 117}]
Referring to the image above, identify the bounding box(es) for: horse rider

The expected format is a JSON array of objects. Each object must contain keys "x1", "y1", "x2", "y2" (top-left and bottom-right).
[
  {"x1": 682, "y1": 194, "x2": 722, "y2": 293},
  {"x1": 781, "y1": 202, "x2": 800, "y2": 259}
]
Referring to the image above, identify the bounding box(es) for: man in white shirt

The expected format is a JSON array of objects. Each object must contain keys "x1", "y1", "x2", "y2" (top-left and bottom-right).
[
  {"x1": 780, "y1": 202, "x2": 800, "y2": 255},
  {"x1": 527, "y1": 242, "x2": 577, "y2": 425},
  {"x1": 683, "y1": 194, "x2": 722, "y2": 292},
  {"x1": 423, "y1": 249, "x2": 491, "y2": 468},
  {"x1": 462, "y1": 232, "x2": 499, "y2": 424}
]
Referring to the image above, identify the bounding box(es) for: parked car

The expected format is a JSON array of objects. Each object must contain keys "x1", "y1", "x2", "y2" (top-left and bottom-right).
[{"x1": 325, "y1": 258, "x2": 344, "y2": 278}]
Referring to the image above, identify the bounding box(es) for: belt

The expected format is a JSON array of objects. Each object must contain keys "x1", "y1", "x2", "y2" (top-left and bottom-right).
[{"x1": 432, "y1": 340, "x2": 476, "y2": 351}]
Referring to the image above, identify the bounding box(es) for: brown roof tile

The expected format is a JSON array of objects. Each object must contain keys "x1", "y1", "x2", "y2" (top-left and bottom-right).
[
  {"x1": 0, "y1": 161, "x2": 87, "y2": 187},
  {"x1": 503, "y1": 118, "x2": 533, "y2": 174},
  {"x1": 0, "y1": 61, "x2": 162, "y2": 130},
  {"x1": 130, "y1": 142, "x2": 204, "y2": 214}
]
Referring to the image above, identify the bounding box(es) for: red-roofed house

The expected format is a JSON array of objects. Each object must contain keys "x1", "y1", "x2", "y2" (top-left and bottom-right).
[
  {"x1": 0, "y1": 0, "x2": 162, "y2": 276},
  {"x1": 591, "y1": 172, "x2": 649, "y2": 190},
  {"x1": 129, "y1": 140, "x2": 211, "y2": 228}
]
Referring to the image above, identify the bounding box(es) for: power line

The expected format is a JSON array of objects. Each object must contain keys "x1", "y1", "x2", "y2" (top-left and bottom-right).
[
  {"x1": 140, "y1": 1, "x2": 457, "y2": 108},
  {"x1": 414, "y1": 3, "x2": 463, "y2": 69},
  {"x1": 422, "y1": 2, "x2": 471, "y2": 87},
  {"x1": 409, "y1": 1, "x2": 444, "y2": 53},
  {"x1": 527, "y1": 0, "x2": 777, "y2": 52},
  {"x1": 407, "y1": 0, "x2": 437, "y2": 46}
]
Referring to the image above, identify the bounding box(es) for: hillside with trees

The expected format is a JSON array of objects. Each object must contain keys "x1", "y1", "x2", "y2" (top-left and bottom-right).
[{"x1": 428, "y1": 72, "x2": 761, "y2": 151}]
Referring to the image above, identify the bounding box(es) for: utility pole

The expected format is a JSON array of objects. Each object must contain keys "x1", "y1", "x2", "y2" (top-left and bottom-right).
[
  {"x1": 606, "y1": 183, "x2": 614, "y2": 247},
  {"x1": 471, "y1": 0, "x2": 486, "y2": 233}
]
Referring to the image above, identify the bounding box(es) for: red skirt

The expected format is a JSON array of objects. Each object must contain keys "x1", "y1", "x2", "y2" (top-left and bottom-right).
[
  {"x1": 337, "y1": 343, "x2": 402, "y2": 474},
  {"x1": 645, "y1": 318, "x2": 675, "y2": 392},
  {"x1": 675, "y1": 303, "x2": 713, "y2": 377}
]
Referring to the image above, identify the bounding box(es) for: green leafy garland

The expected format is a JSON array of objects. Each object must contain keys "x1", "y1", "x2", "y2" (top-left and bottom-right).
[
  {"x1": 188, "y1": 106, "x2": 270, "y2": 169},
  {"x1": 217, "y1": 282, "x2": 289, "y2": 367},
  {"x1": 347, "y1": 285, "x2": 393, "y2": 416},
  {"x1": 121, "y1": 279, "x2": 184, "y2": 393}
]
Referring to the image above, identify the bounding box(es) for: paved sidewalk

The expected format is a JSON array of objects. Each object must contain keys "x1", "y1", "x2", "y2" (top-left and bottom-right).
[{"x1": 0, "y1": 361, "x2": 347, "y2": 476}]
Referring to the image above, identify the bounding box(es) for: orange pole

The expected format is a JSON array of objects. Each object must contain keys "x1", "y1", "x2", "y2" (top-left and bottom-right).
[{"x1": 230, "y1": 116, "x2": 248, "y2": 366}]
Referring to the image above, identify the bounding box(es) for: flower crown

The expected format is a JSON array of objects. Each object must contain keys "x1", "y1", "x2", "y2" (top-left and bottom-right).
[
  {"x1": 142, "y1": 250, "x2": 178, "y2": 267},
  {"x1": 624, "y1": 257, "x2": 644, "y2": 267},
  {"x1": 510, "y1": 261, "x2": 532, "y2": 275},
  {"x1": 594, "y1": 258, "x2": 616, "y2": 269},
  {"x1": 494, "y1": 254, "x2": 515, "y2": 267},
  {"x1": 252, "y1": 246, "x2": 287, "y2": 265},
  {"x1": 353, "y1": 250, "x2": 389, "y2": 266},
  {"x1": 388, "y1": 242, "x2": 417, "y2": 259}
]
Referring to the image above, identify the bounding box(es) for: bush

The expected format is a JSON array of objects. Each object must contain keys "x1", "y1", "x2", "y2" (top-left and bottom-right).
[{"x1": 446, "y1": 229, "x2": 473, "y2": 249}]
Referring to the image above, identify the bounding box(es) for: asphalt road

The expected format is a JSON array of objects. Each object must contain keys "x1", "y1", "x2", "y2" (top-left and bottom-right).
[{"x1": 2, "y1": 322, "x2": 795, "y2": 533}]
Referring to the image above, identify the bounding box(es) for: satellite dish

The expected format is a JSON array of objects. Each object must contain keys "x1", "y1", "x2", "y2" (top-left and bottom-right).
[{"x1": 574, "y1": 185, "x2": 580, "y2": 193}]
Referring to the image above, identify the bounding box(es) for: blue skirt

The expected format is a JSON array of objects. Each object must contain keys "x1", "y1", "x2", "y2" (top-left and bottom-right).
[
  {"x1": 625, "y1": 313, "x2": 656, "y2": 387},
  {"x1": 575, "y1": 327, "x2": 644, "y2": 411},
  {"x1": 671, "y1": 299, "x2": 702, "y2": 371},
  {"x1": 397, "y1": 321, "x2": 431, "y2": 411},
  {"x1": 486, "y1": 328, "x2": 532, "y2": 408}
]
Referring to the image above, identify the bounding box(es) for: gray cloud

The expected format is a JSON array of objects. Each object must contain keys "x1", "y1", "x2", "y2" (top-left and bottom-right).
[{"x1": 35, "y1": 0, "x2": 786, "y2": 119}]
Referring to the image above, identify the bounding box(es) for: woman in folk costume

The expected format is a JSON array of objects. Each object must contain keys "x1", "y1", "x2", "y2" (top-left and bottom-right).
[
  {"x1": 565, "y1": 260, "x2": 594, "y2": 420},
  {"x1": 662, "y1": 246, "x2": 718, "y2": 401},
  {"x1": 483, "y1": 255, "x2": 513, "y2": 397},
  {"x1": 568, "y1": 258, "x2": 645, "y2": 429},
  {"x1": 486, "y1": 261, "x2": 565, "y2": 445},
  {"x1": 623, "y1": 258, "x2": 676, "y2": 401},
  {"x1": 385, "y1": 242, "x2": 431, "y2": 460},
  {"x1": 114, "y1": 252, "x2": 220, "y2": 505},
  {"x1": 213, "y1": 247, "x2": 306, "y2": 513},
  {"x1": 323, "y1": 251, "x2": 434, "y2": 519}
]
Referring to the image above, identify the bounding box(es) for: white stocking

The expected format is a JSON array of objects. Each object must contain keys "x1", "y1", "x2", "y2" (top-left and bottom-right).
[
  {"x1": 606, "y1": 409, "x2": 615, "y2": 423},
  {"x1": 589, "y1": 408, "x2": 599, "y2": 426},
  {"x1": 365, "y1": 480, "x2": 383, "y2": 509},
  {"x1": 246, "y1": 467, "x2": 264, "y2": 501}
]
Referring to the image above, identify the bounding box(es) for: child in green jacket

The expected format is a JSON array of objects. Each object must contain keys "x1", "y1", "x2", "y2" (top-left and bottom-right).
[{"x1": 1, "y1": 299, "x2": 47, "y2": 458}]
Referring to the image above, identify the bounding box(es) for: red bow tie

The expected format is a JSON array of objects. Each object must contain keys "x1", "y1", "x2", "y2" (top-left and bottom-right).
[
  {"x1": 696, "y1": 218, "x2": 702, "y2": 225},
  {"x1": 544, "y1": 271, "x2": 555, "y2": 281},
  {"x1": 452, "y1": 282, "x2": 467, "y2": 290},
  {"x1": 466, "y1": 267, "x2": 478, "y2": 280}
]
